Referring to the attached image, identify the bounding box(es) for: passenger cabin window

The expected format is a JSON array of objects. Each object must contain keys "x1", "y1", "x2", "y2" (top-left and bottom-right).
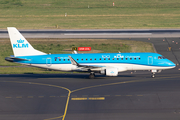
[
  {"x1": 63, "y1": 59, "x2": 65, "y2": 61},
  {"x1": 126, "y1": 58, "x2": 127, "y2": 60},
  {"x1": 86, "y1": 59, "x2": 88, "y2": 61},
  {"x1": 121, "y1": 58, "x2": 123, "y2": 60},
  {"x1": 139, "y1": 58, "x2": 141, "y2": 60},
  {"x1": 81, "y1": 59, "x2": 83, "y2": 61},
  {"x1": 117, "y1": 58, "x2": 119, "y2": 60},
  {"x1": 130, "y1": 58, "x2": 132, "y2": 60},
  {"x1": 112, "y1": 58, "x2": 114, "y2": 60},
  {"x1": 134, "y1": 58, "x2": 136, "y2": 60},
  {"x1": 94, "y1": 58, "x2": 96, "y2": 60},
  {"x1": 99, "y1": 58, "x2": 101, "y2": 60},
  {"x1": 108, "y1": 58, "x2": 110, "y2": 60},
  {"x1": 104, "y1": 58, "x2": 106, "y2": 60}
]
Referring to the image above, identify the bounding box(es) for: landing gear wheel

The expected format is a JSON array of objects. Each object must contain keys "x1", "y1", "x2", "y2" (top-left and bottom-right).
[
  {"x1": 151, "y1": 73, "x2": 155, "y2": 78},
  {"x1": 89, "y1": 73, "x2": 95, "y2": 79}
]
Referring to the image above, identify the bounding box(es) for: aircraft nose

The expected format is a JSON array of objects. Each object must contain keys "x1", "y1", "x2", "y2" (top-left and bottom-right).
[{"x1": 169, "y1": 61, "x2": 176, "y2": 68}]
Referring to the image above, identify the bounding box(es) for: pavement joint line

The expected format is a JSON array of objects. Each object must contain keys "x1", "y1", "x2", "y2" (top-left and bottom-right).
[
  {"x1": 104, "y1": 95, "x2": 110, "y2": 97},
  {"x1": 16, "y1": 96, "x2": 22, "y2": 98},
  {"x1": 126, "y1": 95, "x2": 133, "y2": 96},
  {"x1": 5, "y1": 97, "x2": 12, "y2": 98},
  {"x1": 71, "y1": 95, "x2": 77, "y2": 97},
  {"x1": 137, "y1": 95, "x2": 144, "y2": 96},
  {"x1": 82, "y1": 95, "x2": 88, "y2": 97},
  {"x1": 27, "y1": 96, "x2": 33, "y2": 98},
  {"x1": 50, "y1": 96, "x2": 56, "y2": 97},
  {"x1": 38, "y1": 96, "x2": 44, "y2": 98},
  {"x1": 115, "y1": 95, "x2": 121, "y2": 96},
  {"x1": 93, "y1": 95, "x2": 99, "y2": 97}
]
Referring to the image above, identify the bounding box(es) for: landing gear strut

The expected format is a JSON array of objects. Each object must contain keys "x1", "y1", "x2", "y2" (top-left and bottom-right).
[
  {"x1": 151, "y1": 72, "x2": 155, "y2": 78},
  {"x1": 151, "y1": 70, "x2": 157, "y2": 78},
  {"x1": 89, "y1": 72, "x2": 95, "y2": 79}
]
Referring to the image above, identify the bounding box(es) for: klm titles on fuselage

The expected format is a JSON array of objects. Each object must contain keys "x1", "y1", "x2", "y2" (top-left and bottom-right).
[{"x1": 13, "y1": 39, "x2": 28, "y2": 48}]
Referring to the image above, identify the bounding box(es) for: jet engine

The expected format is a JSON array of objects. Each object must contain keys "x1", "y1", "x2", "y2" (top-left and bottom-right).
[{"x1": 100, "y1": 68, "x2": 118, "y2": 76}]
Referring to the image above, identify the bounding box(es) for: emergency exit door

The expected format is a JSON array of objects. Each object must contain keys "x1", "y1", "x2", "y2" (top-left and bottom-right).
[
  {"x1": 46, "y1": 58, "x2": 52, "y2": 67},
  {"x1": 148, "y1": 56, "x2": 153, "y2": 65}
]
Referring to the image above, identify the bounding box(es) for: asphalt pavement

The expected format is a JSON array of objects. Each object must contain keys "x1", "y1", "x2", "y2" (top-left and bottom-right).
[
  {"x1": 0, "y1": 67, "x2": 180, "y2": 120},
  {"x1": 0, "y1": 30, "x2": 180, "y2": 120}
]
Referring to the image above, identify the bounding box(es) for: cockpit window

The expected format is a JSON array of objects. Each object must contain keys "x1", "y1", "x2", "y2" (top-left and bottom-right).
[
  {"x1": 158, "y1": 56, "x2": 166, "y2": 59},
  {"x1": 162, "y1": 56, "x2": 166, "y2": 59}
]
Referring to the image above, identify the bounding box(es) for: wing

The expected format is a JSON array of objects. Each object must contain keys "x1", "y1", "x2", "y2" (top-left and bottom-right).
[{"x1": 68, "y1": 56, "x2": 105, "y2": 69}]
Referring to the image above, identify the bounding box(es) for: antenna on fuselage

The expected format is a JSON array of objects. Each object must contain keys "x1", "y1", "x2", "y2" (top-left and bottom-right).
[{"x1": 72, "y1": 50, "x2": 78, "y2": 54}]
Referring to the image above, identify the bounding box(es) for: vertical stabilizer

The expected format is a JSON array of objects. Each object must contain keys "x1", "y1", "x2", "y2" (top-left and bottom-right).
[{"x1": 7, "y1": 27, "x2": 46, "y2": 57}]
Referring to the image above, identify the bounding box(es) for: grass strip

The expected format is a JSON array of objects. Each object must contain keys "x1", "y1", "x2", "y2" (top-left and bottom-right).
[{"x1": 0, "y1": 0, "x2": 180, "y2": 29}]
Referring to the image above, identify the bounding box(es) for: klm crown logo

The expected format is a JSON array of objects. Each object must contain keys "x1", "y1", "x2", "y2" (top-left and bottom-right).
[
  {"x1": 17, "y1": 39, "x2": 24, "y2": 43},
  {"x1": 110, "y1": 71, "x2": 114, "y2": 74},
  {"x1": 13, "y1": 39, "x2": 28, "y2": 48}
]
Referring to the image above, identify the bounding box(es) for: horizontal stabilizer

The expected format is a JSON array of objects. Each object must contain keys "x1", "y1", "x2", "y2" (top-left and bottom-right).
[{"x1": 5, "y1": 57, "x2": 29, "y2": 62}]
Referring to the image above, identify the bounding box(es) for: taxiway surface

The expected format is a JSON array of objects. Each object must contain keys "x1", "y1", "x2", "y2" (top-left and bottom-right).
[
  {"x1": 0, "y1": 33, "x2": 180, "y2": 119},
  {"x1": 0, "y1": 68, "x2": 180, "y2": 120}
]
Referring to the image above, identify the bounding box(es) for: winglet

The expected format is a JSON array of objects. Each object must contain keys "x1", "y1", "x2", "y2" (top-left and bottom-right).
[{"x1": 68, "y1": 56, "x2": 79, "y2": 66}]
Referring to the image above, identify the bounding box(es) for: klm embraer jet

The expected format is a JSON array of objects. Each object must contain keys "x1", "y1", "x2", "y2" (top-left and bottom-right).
[{"x1": 5, "y1": 27, "x2": 176, "y2": 78}]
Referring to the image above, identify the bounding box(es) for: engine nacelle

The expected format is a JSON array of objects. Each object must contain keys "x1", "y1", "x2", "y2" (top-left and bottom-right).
[{"x1": 101, "y1": 68, "x2": 118, "y2": 76}]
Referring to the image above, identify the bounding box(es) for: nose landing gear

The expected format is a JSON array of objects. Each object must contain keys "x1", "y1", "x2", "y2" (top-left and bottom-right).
[
  {"x1": 151, "y1": 72, "x2": 155, "y2": 78},
  {"x1": 151, "y1": 70, "x2": 157, "y2": 78}
]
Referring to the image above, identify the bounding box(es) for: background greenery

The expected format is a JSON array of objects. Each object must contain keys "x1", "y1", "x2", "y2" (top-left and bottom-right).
[{"x1": 0, "y1": 0, "x2": 180, "y2": 29}]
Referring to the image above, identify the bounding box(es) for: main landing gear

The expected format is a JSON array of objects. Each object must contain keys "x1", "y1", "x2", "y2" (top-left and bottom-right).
[{"x1": 89, "y1": 72, "x2": 95, "y2": 79}]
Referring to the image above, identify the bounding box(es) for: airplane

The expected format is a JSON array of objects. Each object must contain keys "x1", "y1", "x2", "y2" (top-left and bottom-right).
[{"x1": 5, "y1": 27, "x2": 176, "y2": 79}]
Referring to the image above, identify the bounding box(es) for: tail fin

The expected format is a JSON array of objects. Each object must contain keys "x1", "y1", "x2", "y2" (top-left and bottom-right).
[{"x1": 7, "y1": 27, "x2": 46, "y2": 57}]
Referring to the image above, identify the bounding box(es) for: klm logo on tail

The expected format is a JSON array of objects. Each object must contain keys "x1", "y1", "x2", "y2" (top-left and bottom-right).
[{"x1": 13, "y1": 39, "x2": 28, "y2": 48}]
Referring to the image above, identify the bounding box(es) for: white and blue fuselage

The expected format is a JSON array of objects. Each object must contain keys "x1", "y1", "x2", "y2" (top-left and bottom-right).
[
  {"x1": 6, "y1": 27, "x2": 176, "y2": 78},
  {"x1": 15, "y1": 53, "x2": 175, "y2": 72}
]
